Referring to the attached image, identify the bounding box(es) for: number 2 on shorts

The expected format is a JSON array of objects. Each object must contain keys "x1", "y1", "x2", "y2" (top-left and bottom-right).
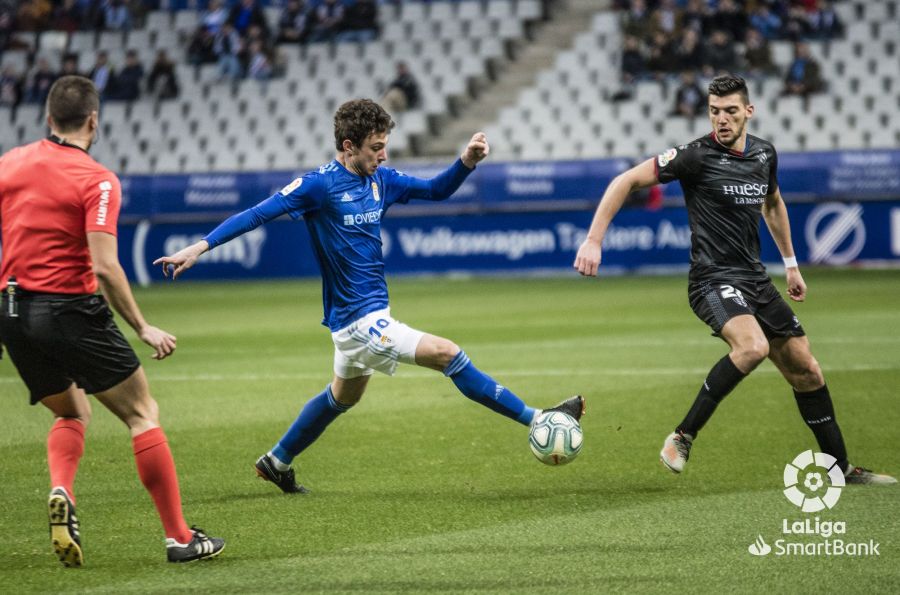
[{"x1": 719, "y1": 285, "x2": 745, "y2": 301}]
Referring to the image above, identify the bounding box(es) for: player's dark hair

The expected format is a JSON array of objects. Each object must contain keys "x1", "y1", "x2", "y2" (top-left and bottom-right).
[
  {"x1": 708, "y1": 74, "x2": 750, "y2": 104},
  {"x1": 334, "y1": 99, "x2": 395, "y2": 151},
  {"x1": 46, "y1": 76, "x2": 99, "y2": 133}
]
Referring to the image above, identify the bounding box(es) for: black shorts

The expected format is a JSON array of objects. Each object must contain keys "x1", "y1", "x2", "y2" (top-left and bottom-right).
[
  {"x1": 0, "y1": 292, "x2": 140, "y2": 404},
  {"x1": 688, "y1": 277, "x2": 806, "y2": 340}
]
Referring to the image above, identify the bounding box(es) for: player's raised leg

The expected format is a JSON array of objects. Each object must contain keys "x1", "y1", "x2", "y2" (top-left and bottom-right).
[
  {"x1": 416, "y1": 334, "x2": 584, "y2": 424},
  {"x1": 768, "y1": 336, "x2": 896, "y2": 485},
  {"x1": 254, "y1": 309, "x2": 583, "y2": 495},
  {"x1": 95, "y1": 368, "x2": 225, "y2": 561},
  {"x1": 257, "y1": 374, "x2": 369, "y2": 494},
  {"x1": 662, "y1": 314, "x2": 766, "y2": 473},
  {"x1": 42, "y1": 384, "x2": 91, "y2": 568}
]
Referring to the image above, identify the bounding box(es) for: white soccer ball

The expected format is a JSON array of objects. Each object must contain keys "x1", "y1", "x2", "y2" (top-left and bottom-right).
[{"x1": 528, "y1": 411, "x2": 583, "y2": 466}]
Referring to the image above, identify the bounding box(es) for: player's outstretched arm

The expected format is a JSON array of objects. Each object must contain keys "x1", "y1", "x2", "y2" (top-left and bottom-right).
[
  {"x1": 400, "y1": 132, "x2": 488, "y2": 202},
  {"x1": 763, "y1": 187, "x2": 806, "y2": 301},
  {"x1": 153, "y1": 190, "x2": 305, "y2": 279},
  {"x1": 574, "y1": 158, "x2": 659, "y2": 277},
  {"x1": 89, "y1": 232, "x2": 177, "y2": 360}
]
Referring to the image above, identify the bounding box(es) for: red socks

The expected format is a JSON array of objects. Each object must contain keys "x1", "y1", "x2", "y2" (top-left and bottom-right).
[
  {"x1": 47, "y1": 419, "x2": 86, "y2": 503},
  {"x1": 48, "y1": 422, "x2": 193, "y2": 544},
  {"x1": 132, "y1": 428, "x2": 193, "y2": 544}
]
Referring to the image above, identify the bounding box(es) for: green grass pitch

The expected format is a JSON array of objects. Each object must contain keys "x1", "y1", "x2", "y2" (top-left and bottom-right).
[{"x1": 1, "y1": 269, "x2": 898, "y2": 593}]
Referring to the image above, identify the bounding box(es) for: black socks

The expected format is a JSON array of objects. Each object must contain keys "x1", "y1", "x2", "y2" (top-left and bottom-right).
[
  {"x1": 675, "y1": 355, "x2": 849, "y2": 472},
  {"x1": 677, "y1": 354, "x2": 747, "y2": 437},
  {"x1": 794, "y1": 384, "x2": 849, "y2": 471}
]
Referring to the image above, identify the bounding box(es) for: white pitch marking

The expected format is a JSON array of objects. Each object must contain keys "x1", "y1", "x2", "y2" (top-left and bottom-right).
[{"x1": 3, "y1": 362, "x2": 887, "y2": 383}]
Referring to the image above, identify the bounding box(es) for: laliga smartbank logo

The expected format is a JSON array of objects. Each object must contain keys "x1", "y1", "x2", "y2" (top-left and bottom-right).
[
  {"x1": 783, "y1": 450, "x2": 844, "y2": 512},
  {"x1": 747, "y1": 450, "x2": 880, "y2": 557}
]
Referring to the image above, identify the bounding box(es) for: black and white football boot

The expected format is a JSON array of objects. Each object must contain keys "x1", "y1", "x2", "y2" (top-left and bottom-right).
[{"x1": 166, "y1": 526, "x2": 225, "y2": 563}]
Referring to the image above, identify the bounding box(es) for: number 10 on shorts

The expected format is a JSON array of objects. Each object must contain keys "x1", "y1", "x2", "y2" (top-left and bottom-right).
[{"x1": 368, "y1": 318, "x2": 390, "y2": 339}]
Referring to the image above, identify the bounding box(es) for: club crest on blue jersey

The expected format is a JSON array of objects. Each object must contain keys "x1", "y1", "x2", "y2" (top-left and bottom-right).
[{"x1": 372, "y1": 182, "x2": 380, "y2": 201}]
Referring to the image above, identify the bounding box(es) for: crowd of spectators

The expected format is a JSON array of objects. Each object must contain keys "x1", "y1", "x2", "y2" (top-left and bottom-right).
[
  {"x1": 273, "y1": 0, "x2": 379, "y2": 45},
  {"x1": 0, "y1": 45, "x2": 178, "y2": 107},
  {"x1": 186, "y1": 0, "x2": 281, "y2": 85},
  {"x1": 1, "y1": 0, "x2": 379, "y2": 42},
  {"x1": 615, "y1": 0, "x2": 842, "y2": 108},
  {"x1": 1, "y1": 0, "x2": 381, "y2": 108},
  {"x1": 185, "y1": 0, "x2": 377, "y2": 84},
  {"x1": 0, "y1": 0, "x2": 155, "y2": 36}
]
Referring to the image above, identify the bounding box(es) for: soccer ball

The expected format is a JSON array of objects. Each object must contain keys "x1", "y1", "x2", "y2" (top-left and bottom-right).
[{"x1": 529, "y1": 411, "x2": 583, "y2": 465}]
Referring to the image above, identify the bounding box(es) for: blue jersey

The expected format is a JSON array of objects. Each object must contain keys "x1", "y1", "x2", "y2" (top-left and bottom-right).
[{"x1": 204, "y1": 158, "x2": 473, "y2": 330}]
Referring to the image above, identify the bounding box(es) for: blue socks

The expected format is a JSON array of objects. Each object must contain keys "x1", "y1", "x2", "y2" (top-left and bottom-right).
[
  {"x1": 272, "y1": 385, "x2": 351, "y2": 466},
  {"x1": 444, "y1": 351, "x2": 535, "y2": 425}
]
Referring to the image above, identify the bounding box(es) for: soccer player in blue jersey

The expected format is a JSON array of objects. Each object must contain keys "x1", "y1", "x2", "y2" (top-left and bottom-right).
[{"x1": 154, "y1": 99, "x2": 584, "y2": 493}]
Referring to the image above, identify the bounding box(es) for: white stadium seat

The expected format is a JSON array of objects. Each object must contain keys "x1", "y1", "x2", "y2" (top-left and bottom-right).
[
  {"x1": 400, "y1": 2, "x2": 427, "y2": 23},
  {"x1": 40, "y1": 31, "x2": 69, "y2": 52},
  {"x1": 457, "y1": 1, "x2": 482, "y2": 21},
  {"x1": 486, "y1": 0, "x2": 514, "y2": 20},
  {"x1": 173, "y1": 11, "x2": 199, "y2": 34},
  {"x1": 68, "y1": 31, "x2": 95, "y2": 55},
  {"x1": 429, "y1": 2, "x2": 455, "y2": 22},
  {"x1": 517, "y1": 0, "x2": 543, "y2": 20}
]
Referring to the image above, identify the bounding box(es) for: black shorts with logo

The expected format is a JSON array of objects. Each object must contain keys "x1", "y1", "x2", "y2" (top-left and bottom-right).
[
  {"x1": 0, "y1": 292, "x2": 140, "y2": 404},
  {"x1": 688, "y1": 277, "x2": 806, "y2": 339}
]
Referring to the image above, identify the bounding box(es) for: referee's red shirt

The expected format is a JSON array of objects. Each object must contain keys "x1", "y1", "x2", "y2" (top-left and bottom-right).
[{"x1": 0, "y1": 138, "x2": 122, "y2": 294}]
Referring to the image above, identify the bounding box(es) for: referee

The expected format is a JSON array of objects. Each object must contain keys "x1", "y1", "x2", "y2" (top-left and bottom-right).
[
  {"x1": 0, "y1": 76, "x2": 224, "y2": 565},
  {"x1": 574, "y1": 74, "x2": 895, "y2": 486}
]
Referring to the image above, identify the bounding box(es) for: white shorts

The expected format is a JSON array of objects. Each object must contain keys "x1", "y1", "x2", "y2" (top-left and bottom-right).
[{"x1": 331, "y1": 308, "x2": 425, "y2": 379}]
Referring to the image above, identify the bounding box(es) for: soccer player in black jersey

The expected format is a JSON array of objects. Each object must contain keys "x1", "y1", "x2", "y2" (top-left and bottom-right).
[{"x1": 574, "y1": 74, "x2": 895, "y2": 485}]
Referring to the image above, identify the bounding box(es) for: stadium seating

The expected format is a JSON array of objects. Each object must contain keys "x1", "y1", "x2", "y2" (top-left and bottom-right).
[
  {"x1": 1, "y1": 0, "x2": 898, "y2": 172},
  {"x1": 483, "y1": 0, "x2": 900, "y2": 161},
  {"x1": 1, "y1": 0, "x2": 542, "y2": 173}
]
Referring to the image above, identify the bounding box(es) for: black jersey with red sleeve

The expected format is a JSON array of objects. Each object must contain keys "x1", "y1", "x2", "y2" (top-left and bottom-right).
[{"x1": 654, "y1": 133, "x2": 779, "y2": 283}]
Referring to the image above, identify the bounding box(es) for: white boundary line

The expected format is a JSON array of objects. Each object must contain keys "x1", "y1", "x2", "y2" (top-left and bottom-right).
[{"x1": 3, "y1": 363, "x2": 895, "y2": 384}]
